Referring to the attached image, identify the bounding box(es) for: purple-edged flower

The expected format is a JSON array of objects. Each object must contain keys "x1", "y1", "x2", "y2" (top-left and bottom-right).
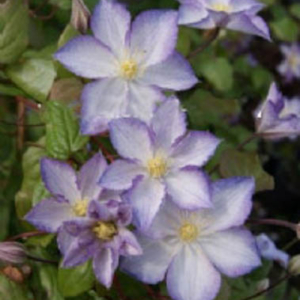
[
  {"x1": 0, "y1": 242, "x2": 26, "y2": 265},
  {"x1": 278, "y1": 44, "x2": 300, "y2": 82},
  {"x1": 54, "y1": 0, "x2": 198, "y2": 135},
  {"x1": 25, "y1": 153, "x2": 120, "y2": 233},
  {"x1": 254, "y1": 83, "x2": 300, "y2": 140},
  {"x1": 100, "y1": 98, "x2": 220, "y2": 230},
  {"x1": 60, "y1": 200, "x2": 142, "y2": 288},
  {"x1": 121, "y1": 177, "x2": 261, "y2": 300},
  {"x1": 178, "y1": 0, "x2": 270, "y2": 40}
]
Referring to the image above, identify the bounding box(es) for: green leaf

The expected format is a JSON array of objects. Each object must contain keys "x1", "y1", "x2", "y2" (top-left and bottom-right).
[
  {"x1": 270, "y1": 17, "x2": 298, "y2": 42},
  {"x1": 0, "y1": 273, "x2": 30, "y2": 300},
  {"x1": 49, "y1": 0, "x2": 72, "y2": 10},
  {"x1": 219, "y1": 150, "x2": 274, "y2": 192},
  {"x1": 251, "y1": 67, "x2": 273, "y2": 93},
  {"x1": 45, "y1": 101, "x2": 88, "y2": 160},
  {"x1": 32, "y1": 179, "x2": 51, "y2": 205},
  {"x1": 0, "y1": 0, "x2": 29, "y2": 64},
  {"x1": 290, "y1": 4, "x2": 300, "y2": 20},
  {"x1": 176, "y1": 27, "x2": 191, "y2": 56},
  {"x1": 0, "y1": 83, "x2": 26, "y2": 97},
  {"x1": 58, "y1": 261, "x2": 95, "y2": 297},
  {"x1": 6, "y1": 58, "x2": 56, "y2": 103}
]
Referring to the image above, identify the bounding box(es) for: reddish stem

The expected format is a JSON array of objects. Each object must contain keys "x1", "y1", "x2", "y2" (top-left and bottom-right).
[
  {"x1": 15, "y1": 96, "x2": 40, "y2": 111},
  {"x1": 7, "y1": 231, "x2": 47, "y2": 241},
  {"x1": 247, "y1": 218, "x2": 297, "y2": 232}
]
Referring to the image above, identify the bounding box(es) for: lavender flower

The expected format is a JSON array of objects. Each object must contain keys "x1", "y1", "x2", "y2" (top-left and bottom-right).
[
  {"x1": 122, "y1": 177, "x2": 261, "y2": 300},
  {"x1": 60, "y1": 200, "x2": 142, "y2": 288},
  {"x1": 178, "y1": 0, "x2": 270, "y2": 40},
  {"x1": 278, "y1": 44, "x2": 300, "y2": 82},
  {"x1": 55, "y1": 0, "x2": 198, "y2": 135},
  {"x1": 0, "y1": 242, "x2": 26, "y2": 265},
  {"x1": 100, "y1": 98, "x2": 220, "y2": 230},
  {"x1": 254, "y1": 83, "x2": 300, "y2": 140}
]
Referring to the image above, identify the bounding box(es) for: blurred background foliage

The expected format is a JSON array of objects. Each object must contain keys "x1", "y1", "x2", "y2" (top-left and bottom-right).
[{"x1": 1, "y1": 0, "x2": 300, "y2": 299}]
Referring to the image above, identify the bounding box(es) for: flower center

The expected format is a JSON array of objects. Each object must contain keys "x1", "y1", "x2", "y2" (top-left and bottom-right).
[
  {"x1": 73, "y1": 199, "x2": 89, "y2": 217},
  {"x1": 212, "y1": 3, "x2": 231, "y2": 12},
  {"x1": 288, "y1": 54, "x2": 299, "y2": 68},
  {"x1": 120, "y1": 60, "x2": 138, "y2": 80},
  {"x1": 179, "y1": 223, "x2": 199, "y2": 242},
  {"x1": 93, "y1": 221, "x2": 117, "y2": 241},
  {"x1": 147, "y1": 156, "x2": 167, "y2": 178}
]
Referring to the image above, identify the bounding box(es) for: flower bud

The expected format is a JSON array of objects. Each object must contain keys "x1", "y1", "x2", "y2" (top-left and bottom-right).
[
  {"x1": 71, "y1": 0, "x2": 90, "y2": 34},
  {"x1": 256, "y1": 278, "x2": 270, "y2": 292},
  {"x1": 288, "y1": 255, "x2": 300, "y2": 276},
  {"x1": 0, "y1": 242, "x2": 26, "y2": 265}
]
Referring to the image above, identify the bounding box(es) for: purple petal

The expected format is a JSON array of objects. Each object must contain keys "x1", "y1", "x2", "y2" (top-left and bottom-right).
[
  {"x1": 166, "y1": 246, "x2": 221, "y2": 300},
  {"x1": 109, "y1": 118, "x2": 154, "y2": 164},
  {"x1": 78, "y1": 153, "x2": 107, "y2": 201},
  {"x1": 41, "y1": 158, "x2": 80, "y2": 203},
  {"x1": 81, "y1": 78, "x2": 129, "y2": 135},
  {"x1": 229, "y1": 0, "x2": 264, "y2": 14},
  {"x1": 116, "y1": 203, "x2": 133, "y2": 227},
  {"x1": 200, "y1": 228, "x2": 261, "y2": 277},
  {"x1": 87, "y1": 199, "x2": 119, "y2": 221},
  {"x1": 63, "y1": 218, "x2": 94, "y2": 237},
  {"x1": 118, "y1": 228, "x2": 142, "y2": 256},
  {"x1": 91, "y1": 0, "x2": 130, "y2": 57},
  {"x1": 141, "y1": 52, "x2": 198, "y2": 91},
  {"x1": 170, "y1": 131, "x2": 221, "y2": 169},
  {"x1": 57, "y1": 227, "x2": 76, "y2": 255},
  {"x1": 24, "y1": 198, "x2": 74, "y2": 233},
  {"x1": 100, "y1": 159, "x2": 145, "y2": 191},
  {"x1": 165, "y1": 168, "x2": 212, "y2": 210},
  {"x1": 130, "y1": 10, "x2": 178, "y2": 67},
  {"x1": 54, "y1": 36, "x2": 116, "y2": 78}
]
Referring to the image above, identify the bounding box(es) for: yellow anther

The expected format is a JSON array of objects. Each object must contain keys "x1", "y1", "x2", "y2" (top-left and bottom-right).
[
  {"x1": 179, "y1": 223, "x2": 199, "y2": 242},
  {"x1": 73, "y1": 199, "x2": 89, "y2": 217},
  {"x1": 93, "y1": 221, "x2": 117, "y2": 241},
  {"x1": 120, "y1": 60, "x2": 138, "y2": 80},
  {"x1": 147, "y1": 156, "x2": 167, "y2": 178},
  {"x1": 212, "y1": 3, "x2": 231, "y2": 12},
  {"x1": 288, "y1": 54, "x2": 299, "y2": 68}
]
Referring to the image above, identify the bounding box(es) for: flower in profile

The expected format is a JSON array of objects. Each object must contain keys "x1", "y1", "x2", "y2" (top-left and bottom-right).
[
  {"x1": 0, "y1": 242, "x2": 26, "y2": 265},
  {"x1": 122, "y1": 177, "x2": 260, "y2": 300},
  {"x1": 60, "y1": 200, "x2": 142, "y2": 288},
  {"x1": 254, "y1": 82, "x2": 300, "y2": 140},
  {"x1": 55, "y1": 0, "x2": 198, "y2": 135},
  {"x1": 25, "y1": 153, "x2": 119, "y2": 233},
  {"x1": 178, "y1": 0, "x2": 270, "y2": 40},
  {"x1": 277, "y1": 44, "x2": 300, "y2": 82},
  {"x1": 100, "y1": 98, "x2": 220, "y2": 230}
]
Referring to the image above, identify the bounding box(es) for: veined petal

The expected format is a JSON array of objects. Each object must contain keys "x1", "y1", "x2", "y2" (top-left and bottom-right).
[
  {"x1": 229, "y1": 0, "x2": 264, "y2": 14},
  {"x1": 57, "y1": 227, "x2": 76, "y2": 255},
  {"x1": 91, "y1": 0, "x2": 130, "y2": 57},
  {"x1": 165, "y1": 168, "x2": 212, "y2": 210},
  {"x1": 141, "y1": 52, "x2": 198, "y2": 91},
  {"x1": 166, "y1": 245, "x2": 221, "y2": 300},
  {"x1": 81, "y1": 78, "x2": 128, "y2": 135},
  {"x1": 130, "y1": 10, "x2": 178, "y2": 67},
  {"x1": 200, "y1": 228, "x2": 261, "y2": 277},
  {"x1": 100, "y1": 159, "x2": 145, "y2": 190},
  {"x1": 171, "y1": 131, "x2": 221, "y2": 169},
  {"x1": 78, "y1": 153, "x2": 107, "y2": 200},
  {"x1": 178, "y1": 2, "x2": 211, "y2": 26},
  {"x1": 41, "y1": 158, "x2": 80, "y2": 203},
  {"x1": 54, "y1": 36, "x2": 116, "y2": 78},
  {"x1": 118, "y1": 228, "x2": 143, "y2": 256},
  {"x1": 24, "y1": 198, "x2": 74, "y2": 233},
  {"x1": 109, "y1": 118, "x2": 154, "y2": 164}
]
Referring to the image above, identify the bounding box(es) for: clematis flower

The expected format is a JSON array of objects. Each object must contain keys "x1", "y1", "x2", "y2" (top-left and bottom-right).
[
  {"x1": 121, "y1": 177, "x2": 261, "y2": 300},
  {"x1": 54, "y1": 0, "x2": 198, "y2": 135},
  {"x1": 277, "y1": 44, "x2": 300, "y2": 82},
  {"x1": 0, "y1": 242, "x2": 26, "y2": 265},
  {"x1": 100, "y1": 98, "x2": 220, "y2": 230},
  {"x1": 25, "y1": 153, "x2": 120, "y2": 233},
  {"x1": 254, "y1": 82, "x2": 300, "y2": 140},
  {"x1": 60, "y1": 200, "x2": 142, "y2": 288},
  {"x1": 177, "y1": 0, "x2": 270, "y2": 40}
]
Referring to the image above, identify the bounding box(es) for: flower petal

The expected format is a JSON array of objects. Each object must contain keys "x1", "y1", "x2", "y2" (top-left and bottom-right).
[
  {"x1": 41, "y1": 158, "x2": 80, "y2": 203},
  {"x1": 165, "y1": 168, "x2": 212, "y2": 210},
  {"x1": 166, "y1": 245, "x2": 221, "y2": 300},
  {"x1": 80, "y1": 78, "x2": 128, "y2": 135},
  {"x1": 54, "y1": 36, "x2": 116, "y2": 78},
  {"x1": 57, "y1": 227, "x2": 75, "y2": 255},
  {"x1": 200, "y1": 228, "x2": 261, "y2": 277},
  {"x1": 171, "y1": 131, "x2": 221, "y2": 169},
  {"x1": 24, "y1": 198, "x2": 74, "y2": 233},
  {"x1": 91, "y1": 0, "x2": 130, "y2": 57},
  {"x1": 118, "y1": 228, "x2": 143, "y2": 256},
  {"x1": 130, "y1": 10, "x2": 178, "y2": 67},
  {"x1": 78, "y1": 153, "x2": 107, "y2": 200},
  {"x1": 109, "y1": 118, "x2": 154, "y2": 164}
]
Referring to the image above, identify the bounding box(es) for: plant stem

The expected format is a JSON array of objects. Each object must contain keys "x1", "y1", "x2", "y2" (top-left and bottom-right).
[
  {"x1": 7, "y1": 231, "x2": 47, "y2": 241},
  {"x1": 27, "y1": 255, "x2": 58, "y2": 265},
  {"x1": 236, "y1": 133, "x2": 258, "y2": 151},
  {"x1": 247, "y1": 218, "x2": 297, "y2": 232}
]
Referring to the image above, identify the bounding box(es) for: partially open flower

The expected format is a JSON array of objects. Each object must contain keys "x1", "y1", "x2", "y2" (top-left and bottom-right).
[
  {"x1": 0, "y1": 242, "x2": 26, "y2": 265},
  {"x1": 71, "y1": 0, "x2": 90, "y2": 34},
  {"x1": 288, "y1": 255, "x2": 300, "y2": 276}
]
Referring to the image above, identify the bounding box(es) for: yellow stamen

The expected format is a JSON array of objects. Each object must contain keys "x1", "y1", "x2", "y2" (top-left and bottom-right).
[
  {"x1": 288, "y1": 54, "x2": 299, "y2": 68},
  {"x1": 147, "y1": 156, "x2": 167, "y2": 178},
  {"x1": 120, "y1": 60, "x2": 138, "y2": 80},
  {"x1": 73, "y1": 199, "x2": 89, "y2": 217},
  {"x1": 212, "y1": 3, "x2": 231, "y2": 12},
  {"x1": 93, "y1": 221, "x2": 117, "y2": 241},
  {"x1": 179, "y1": 223, "x2": 199, "y2": 242}
]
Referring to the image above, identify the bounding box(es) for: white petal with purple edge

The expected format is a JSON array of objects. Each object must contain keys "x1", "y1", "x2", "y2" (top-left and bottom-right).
[
  {"x1": 24, "y1": 199, "x2": 74, "y2": 233},
  {"x1": 166, "y1": 245, "x2": 221, "y2": 300},
  {"x1": 54, "y1": 36, "x2": 116, "y2": 78},
  {"x1": 141, "y1": 52, "x2": 198, "y2": 91},
  {"x1": 178, "y1": 2, "x2": 210, "y2": 26},
  {"x1": 130, "y1": 10, "x2": 178, "y2": 67},
  {"x1": 170, "y1": 131, "x2": 221, "y2": 169},
  {"x1": 57, "y1": 227, "x2": 76, "y2": 255},
  {"x1": 91, "y1": 0, "x2": 130, "y2": 57},
  {"x1": 118, "y1": 228, "x2": 143, "y2": 256},
  {"x1": 41, "y1": 158, "x2": 80, "y2": 203},
  {"x1": 229, "y1": 0, "x2": 264, "y2": 14},
  {"x1": 165, "y1": 168, "x2": 211, "y2": 210},
  {"x1": 200, "y1": 228, "x2": 261, "y2": 277}
]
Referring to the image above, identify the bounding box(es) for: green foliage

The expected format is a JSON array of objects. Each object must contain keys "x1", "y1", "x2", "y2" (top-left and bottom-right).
[
  {"x1": 270, "y1": 17, "x2": 299, "y2": 42},
  {"x1": 0, "y1": 274, "x2": 31, "y2": 300}
]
